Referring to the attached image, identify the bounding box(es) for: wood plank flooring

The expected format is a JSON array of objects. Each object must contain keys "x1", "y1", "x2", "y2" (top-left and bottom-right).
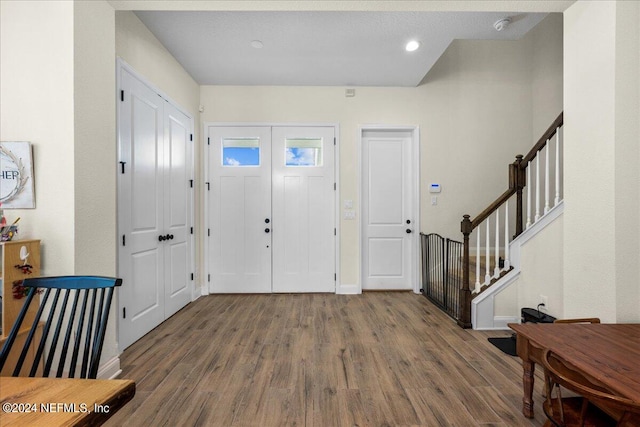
[{"x1": 105, "y1": 292, "x2": 547, "y2": 426}]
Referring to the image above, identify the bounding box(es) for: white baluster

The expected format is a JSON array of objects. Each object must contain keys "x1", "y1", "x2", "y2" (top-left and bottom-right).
[
  {"x1": 544, "y1": 143, "x2": 550, "y2": 214},
  {"x1": 485, "y1": 220, "x2": 491, "y2": 285},
  {"x1": 494, "y1": 209, "x2": 500, "y2": 278},
  {"x1": 554, "y1": 127, "x2": 561, "y2": 206},
  {"x1": 504, "y1": 202, "x2": 511, "y2": 269},
  {"x1": 535, "y1": 156, "x2": 541, "y2": 222},
  {"x1": 475, "y1": 227, "x2": 482, "y2": 293},
  {"x1": 526, "y1": 165, "x2": 532, "y2": 228},
  {"x1": 475, "y1": 229, "x2": 481, "y2": 293}
]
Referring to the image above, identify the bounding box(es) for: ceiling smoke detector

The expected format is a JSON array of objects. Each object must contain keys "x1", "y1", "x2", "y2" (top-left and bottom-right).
[{"x1": 493, "y1": 18, "x2": 512, "y2": 32}]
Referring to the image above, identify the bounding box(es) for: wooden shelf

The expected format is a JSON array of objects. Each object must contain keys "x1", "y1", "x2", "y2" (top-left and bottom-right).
[{"x1": 1, "y1": 240, "x2": 41, "y2": 376}]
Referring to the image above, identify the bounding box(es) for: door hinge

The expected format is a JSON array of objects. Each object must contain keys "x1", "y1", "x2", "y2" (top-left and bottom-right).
[
  {"x1": 190, "y1": 273, "x2": 194, "y2": 281},
  {"x1": 334, "y1": 228, "x2": 336, "y2": 236},
  {"x1": 122, "y1": 235, "x2": 126, "y2": 246},
  {"x1": 208, "y1": 228, "x2": 210, "y2": 237},
  {"x1": 122, "y1": 307, "x2": 126, "y2": 319},
  {"x1": 189, "y1": 179, "x2": 193, "y2": 188},
  {"x1": 334, "y1": 273, "x2": 337, "y2": 281},
  {"x1": 190, "y1": 134, "x2": 193, "y2": 141},
  {"x1": 119, "y1": 161, "x2": 126, "y2": 174},
  {"x1": 206, "y1": 182, "x2": 210, "y2": 191},
  {"x1": 190, "y1": 227, "x2": 193, "y2": 234},
  {"x1": 208, "y1": 274, "x2": 211, "y2": 282},
  {"x1": 207, "y1": 137, "x2": 210, "y2": 145},
  {"x1": 120, "y1": 90, "x2": 124, "y2": 102},
  {"x1": 334, "y1": 182, "x2": 336, "y2": 191},
  {"x1": 334, "y1": 137, "x2": 336, "y2": 146}
]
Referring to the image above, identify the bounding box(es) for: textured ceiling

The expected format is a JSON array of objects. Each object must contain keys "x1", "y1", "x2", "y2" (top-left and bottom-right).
[{"x1": 134, "y1": 11, "x2": 547, "y2": 87}]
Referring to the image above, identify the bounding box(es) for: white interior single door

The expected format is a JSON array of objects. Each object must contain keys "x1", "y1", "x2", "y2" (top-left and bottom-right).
[
  {"x1": 362, "y1": 130, "x2": 415, "y2": 290},
  {"x1": 272, "y1": 126, "x2": 335, "y2": 292},
  {"x1": 118, "y1": 64, "x2": 194, "y2": 351},
  {"x1": 208, "y1": 126, "x2": 272, "y2": 293}
]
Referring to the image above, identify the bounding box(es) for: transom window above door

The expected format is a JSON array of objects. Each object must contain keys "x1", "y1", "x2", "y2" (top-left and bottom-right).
[{"x1": 222, "y1": 137, "x2": 260, "y2": 166}]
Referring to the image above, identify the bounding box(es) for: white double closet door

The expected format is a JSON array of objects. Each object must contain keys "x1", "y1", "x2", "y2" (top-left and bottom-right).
[
  {"x1": 117, "y1": 65, "x2": 193, "y2": 350},
  {"x1": 207, "y1": 125, "x2": 335, "y2": 293}
]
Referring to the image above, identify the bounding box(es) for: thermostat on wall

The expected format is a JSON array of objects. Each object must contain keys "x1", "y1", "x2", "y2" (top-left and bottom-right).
[{"x1": 429, "y1": 183, "x2": 441, "y2": 193}]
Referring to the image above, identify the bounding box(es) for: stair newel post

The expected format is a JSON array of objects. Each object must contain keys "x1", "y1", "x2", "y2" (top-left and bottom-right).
[
  {"x1": 513, "y1": 155, "x2": 525, "y2": 238},
  {"x1": 458, "y1": 215, "x2": 473, "y2": 328}
]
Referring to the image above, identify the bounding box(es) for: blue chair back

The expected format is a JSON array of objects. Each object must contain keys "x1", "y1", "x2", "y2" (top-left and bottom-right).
[{"x1": 0, "y1": 276, "x2": 122, "y2": 379}]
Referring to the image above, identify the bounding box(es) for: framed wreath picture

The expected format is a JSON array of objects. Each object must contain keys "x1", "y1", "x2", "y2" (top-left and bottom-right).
[{"x1": 0, "y1": 141, "x2": 35, "y2": 208}]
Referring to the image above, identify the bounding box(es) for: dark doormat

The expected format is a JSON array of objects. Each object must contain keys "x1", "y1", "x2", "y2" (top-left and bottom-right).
[{"x1": 488, "y1": 336, "x2": 517, "y2": 356}]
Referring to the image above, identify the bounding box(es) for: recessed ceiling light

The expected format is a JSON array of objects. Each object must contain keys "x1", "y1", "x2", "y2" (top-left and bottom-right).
[
  {"x1": 251, "y1": 40, "x2": 263, "y2": 49},
  {"x1": 405, "y1": 40, "x2": 420, "y2": 52}
]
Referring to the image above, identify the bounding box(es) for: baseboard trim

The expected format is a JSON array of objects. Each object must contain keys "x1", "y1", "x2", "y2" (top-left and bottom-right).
[
  {"x1": 336, "y1": 283, "x2": 361, "y2": 295},
  {"x1": 492, "y1": 316, "x2": 520, "y2": 330},
  {"x1": 97, "y1": 356, "x2": 122, "y2": 379}
]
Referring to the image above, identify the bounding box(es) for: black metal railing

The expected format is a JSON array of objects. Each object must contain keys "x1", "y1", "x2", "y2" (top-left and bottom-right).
[{"x1": 420, "y1": 233, "x2": 463, "y2": 321}]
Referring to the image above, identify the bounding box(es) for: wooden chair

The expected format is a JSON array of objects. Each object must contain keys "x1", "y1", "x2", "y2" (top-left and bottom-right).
[
  {"x1": 554, "y1": 318, "x2": 601, "y2": 324},
  {"x1": 0, "y1": 276, "x2": 122, "y2": 379},
  {"x1": 541, "y1": 348, "x2": 640, "y2": 427}
]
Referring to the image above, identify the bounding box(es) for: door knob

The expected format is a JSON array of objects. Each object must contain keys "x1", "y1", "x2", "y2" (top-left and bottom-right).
[
  {"x1": 265, "y1": 228, "x2": 270, "y2": 233},
  {"x1": 167, "y1": 234, "x2": 174, "y2": 240},
  {"x1": 158, "y1": 235, "x2": 166, "y2": 242},
  {"x1": 406, "y1": 229, "x2": 412, "y2": 234}
]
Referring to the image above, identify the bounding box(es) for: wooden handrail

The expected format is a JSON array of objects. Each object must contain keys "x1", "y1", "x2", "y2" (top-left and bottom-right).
[
  {"x1": 470, "y1": 188, "x2": 517, "y2": 229},
  {"x1": 456, "y1": 112, "x2": 563, "y2": 328},
  {"x1": 521, "y1": 112, "x2": 563, "y2": 165}
]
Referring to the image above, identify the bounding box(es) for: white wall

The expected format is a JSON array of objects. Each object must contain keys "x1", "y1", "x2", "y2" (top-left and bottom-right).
[
  {"x1": 115, "y1": 11, "x2": 202, "y2": 289},
  {"x1": 0, "y1": 1, "x2": 75, "y2": 275},
  {"x1": 200, "y1": 34, "x2": 557, "y2": 287},
  {"x1": 564, "y1": 0, "x2": 640, "y2": 322}
]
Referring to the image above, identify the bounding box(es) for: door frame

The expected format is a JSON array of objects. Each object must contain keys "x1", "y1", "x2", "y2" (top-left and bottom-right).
[
  {"x1": 203, "y1": 122, "x2": 340, "y2": 294},
  {"x1": 116, "y1": 58, "x2": 196, "y2": 351},
  {"x1": 358, "y1": 125, "x2": 420, "y2": 294}
]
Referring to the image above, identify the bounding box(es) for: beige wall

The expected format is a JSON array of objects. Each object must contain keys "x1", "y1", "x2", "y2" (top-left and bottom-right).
[
  {"x1": 530, "y1": 13, "x2": 564, "y2": 140},
  {"x1": 201, "y1": 25, "x2": 563, "y2": 286},
  {"x1": 74, "y1": 0, "x2": 118, "y2": 372},
  {"x1": 1, "y1": 0, "x2": 120, "y2": 372},
  {"x1": 564, "y1": 0, "x2": 640, "y2": 322},
  {"x1": 115, "y1": 11, "x2": 202, "y2": 288},
  {"x1": 74, "y1": 2, "x2": 117, "y2": 277},
  {"x1": 614, "y1": 0, "x2": 640, "y2": 322},
  {"x1": 1, "y1": 1, "x2": 76, "y2": 275}
]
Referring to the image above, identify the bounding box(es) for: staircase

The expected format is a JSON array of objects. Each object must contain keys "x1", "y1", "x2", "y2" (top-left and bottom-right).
[{"x1": 421, "y1": 112, "x2": 564, "y2": 328}]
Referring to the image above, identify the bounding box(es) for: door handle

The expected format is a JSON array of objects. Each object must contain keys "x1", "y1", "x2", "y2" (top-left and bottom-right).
[
  {"x1": 167, "y1": 234, "x2": 174, "y2": 240},
  {"x1": 406, "y1": 229, "x2": 412, "y2": 234},
  {"x1": 158, "y1": 235, "x2": 166, "y2": 242},
  {"x1": 265, "y1": 228, "x2": 270, "y2": 233}
]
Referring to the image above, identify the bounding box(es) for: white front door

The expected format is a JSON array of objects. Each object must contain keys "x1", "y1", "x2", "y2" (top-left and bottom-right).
[
  {"x1": 208, "y1": 126, "x2": 272, "y2": 293},
  {"x1": 362, "y1": 130, "x2": 416, "y2": 290},
  {"x1": 207, "y1": 125, "x2": 336, "y2": 293},
  {"x1": 118, "y1": 64, "x2": 193, "y2": 351},
  {"x1": 272, "y1": 126, "x2": 335, "y2": 292}
]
